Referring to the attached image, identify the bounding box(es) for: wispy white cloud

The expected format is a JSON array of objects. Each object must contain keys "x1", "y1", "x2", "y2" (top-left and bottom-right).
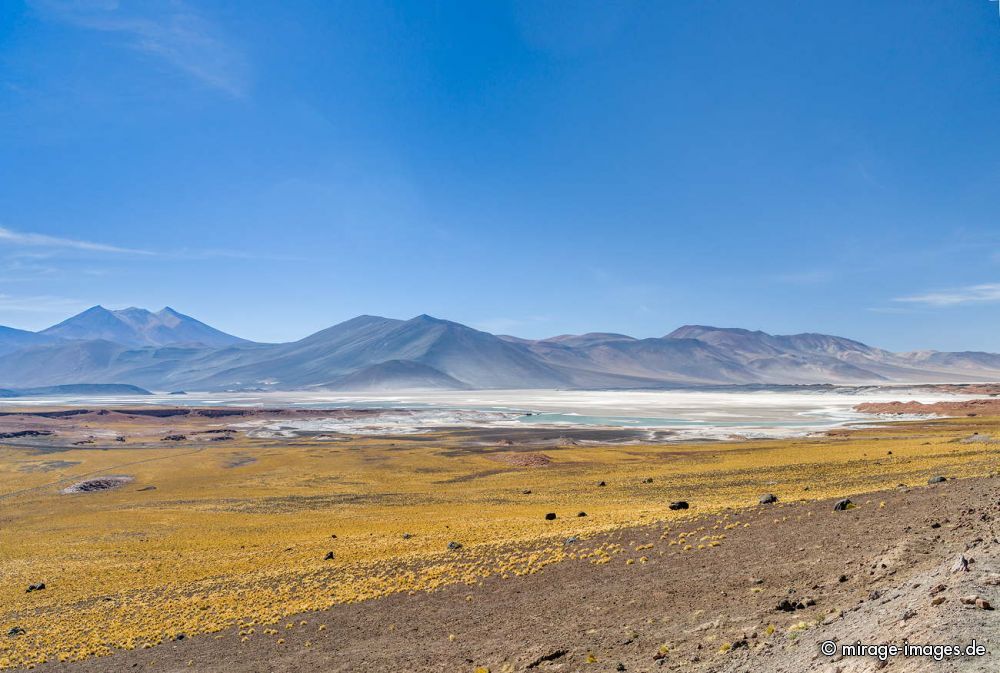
[
  {"x1": 894, "y1": 283, "x2": 1000, "y2": 307},
  {"x1": 0, "y1": 293, "x2": 86, "y2": 313},
  {"x1": 0, "y1": 226, "x2": 294, "y2": 262},
  {"x1": 29, "y1": 0, "x2": 249, "y2": 96},
  {"x1": 0, "y1": 226, "x2": 152, "y2": 255}
]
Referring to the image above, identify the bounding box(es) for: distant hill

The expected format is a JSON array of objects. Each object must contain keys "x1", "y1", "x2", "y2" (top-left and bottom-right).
[
  {"x1": 327, "y1": 360, "x2": 470, "y2": 391},
  {"x1": 41, "y1": 306, "x2": 249, "y2": 348},
  {"x1": 0, "y1": 325, "x2": 61, "y2": 357},
  {"x1": 0, "y1": 309, "x2": 998, "y2": 391}
]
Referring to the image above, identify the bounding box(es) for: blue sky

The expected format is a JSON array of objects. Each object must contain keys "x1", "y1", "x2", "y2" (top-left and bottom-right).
[{"x1": 1, "y1": 1, "x2": 998, "y2": 350}]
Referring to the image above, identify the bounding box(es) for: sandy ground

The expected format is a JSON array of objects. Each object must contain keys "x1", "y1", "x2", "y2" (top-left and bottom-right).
[{"x1": 20, "y1": 476, "x2": 999, "y2": 673}]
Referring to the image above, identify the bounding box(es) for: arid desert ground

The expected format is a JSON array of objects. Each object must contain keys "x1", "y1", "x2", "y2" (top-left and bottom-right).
[{"x1": 2, "y1": 396, "x2": 999, "y2": 672}]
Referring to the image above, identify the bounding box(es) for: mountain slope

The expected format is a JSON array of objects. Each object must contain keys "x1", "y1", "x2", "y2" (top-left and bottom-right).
[
  {"x1": 0, "y1": 325, "x2": 61, "y2": 357},
  {"x1": 326, "y1": 360, "x2": 469, "y2": 391},
  {"x1": 524, "y1": 336, "x2": 759, "y2": 385},
  {"x1": 665, "y1": 325, "x2": 1000, "y2": 383},
  {"x1": 0, "y1": 313, "x2": 998, "y2": 391},
  {"x1": 186, "y1": 314, "x2": 570, "y2": 390},
  {"x1": 41, "y1": 306, "x2": 249, "y2": 348}
]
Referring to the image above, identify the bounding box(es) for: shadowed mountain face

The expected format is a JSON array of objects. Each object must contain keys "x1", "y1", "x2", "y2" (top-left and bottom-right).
[{"x1": 0, "y1": 311, "x2": 998, "y2": 391}]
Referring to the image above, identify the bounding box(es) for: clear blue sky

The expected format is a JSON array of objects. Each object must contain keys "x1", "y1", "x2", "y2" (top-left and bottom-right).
[{"x1": 1, "y1": 1, "x2": 998, "y2": 350}]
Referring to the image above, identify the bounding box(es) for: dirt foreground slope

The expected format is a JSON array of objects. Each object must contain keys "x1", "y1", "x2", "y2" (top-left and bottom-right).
[{"x1": 24, "y1": 476, "x2": 1000, "y2": 673}]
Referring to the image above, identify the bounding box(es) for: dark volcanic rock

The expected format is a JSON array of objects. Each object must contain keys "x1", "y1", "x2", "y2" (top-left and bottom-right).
[
  {"x1": 61, "y1": 476, "x2": 133, "y2": 494},
  {"x1": 0, "y1": 430, "x2": 53, "y2": 439}
]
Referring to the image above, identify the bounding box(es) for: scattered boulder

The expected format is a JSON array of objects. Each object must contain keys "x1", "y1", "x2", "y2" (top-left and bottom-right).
[
  {"x1": 577, "y1": 511, "x2": 588, "y2": 517},
  {"x1": 402, "y1": 533, "x2": 412, "y2": 539},
  {"x1": 545, "y1": 512, "x2": 557, "y2": 521},
  {"x1": 759, "y1": 493, "x2": 778, "y2": 505},
  {"x1": 928, "y1": 476, "x2": 947, "y2": 484},
  {"x1": 951, "y1": 554, "x2": 970, "y2": 573},
  {"x1": 25, "y1": 583, "x2": 45, "y2": 593},
  {"x1": 776, "y1": 596, "x2": 815, "y2": 612},
  {"x1": 161, "y1": 434, "x2": 187, "y2": 441},
  {"x1": 669, "y1": 501, "x2": 689, "y2": 511},
  {"x1": 6, "y1": 626, "x2": 25, "y2": 637},
  {"x1": 447, "y1": 541, "x2": 463, "y2": 550},
  {"x1": 324, "y1": 551, "x2": 335, "y2": 560},
  {"x1": 833, "y1": 499, "x2": 853, "y2": 511},
  {"x1": 597, "y1": 481, "x2": 606, "y2": 487},
  {"x1": 522, "y1": 490, "x2": 532, "y2": 495},
  {"x1": 642, "y1": 478, "x2": 654, "y2": 484}
]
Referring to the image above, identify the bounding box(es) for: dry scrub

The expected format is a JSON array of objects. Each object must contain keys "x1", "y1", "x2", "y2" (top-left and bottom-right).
[{"x1": 1, "y1": 413, "x2": 999, "y2": 668}]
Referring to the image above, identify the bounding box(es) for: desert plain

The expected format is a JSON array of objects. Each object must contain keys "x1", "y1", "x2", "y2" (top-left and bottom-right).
[{"x1": 1, "y1": 396, "x2": 999, "y2": 672}]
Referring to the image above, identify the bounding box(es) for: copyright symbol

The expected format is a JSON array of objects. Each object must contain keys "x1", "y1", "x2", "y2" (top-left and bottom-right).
[{"x1": 820, "y1": 640, "x2": 837, "y2": 656}]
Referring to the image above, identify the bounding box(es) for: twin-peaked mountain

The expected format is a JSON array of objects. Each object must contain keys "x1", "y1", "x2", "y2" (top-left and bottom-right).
[
  {"x1": 40, "y1": 306, "x2": 249, "y2": 348},
  {"x1": 0, "y1": 307, "x2": 998, "y2": 391}
]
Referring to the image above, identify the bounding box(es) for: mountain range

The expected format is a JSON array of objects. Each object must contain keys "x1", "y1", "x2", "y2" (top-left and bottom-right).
[{"x1": 0, "y1": 306, "x2": 998, "y2": 391}]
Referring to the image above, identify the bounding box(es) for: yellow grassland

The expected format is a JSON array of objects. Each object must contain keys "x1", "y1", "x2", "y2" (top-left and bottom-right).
[{"x1": 1, "y1": 415, "x2": 999, "y2": 668}]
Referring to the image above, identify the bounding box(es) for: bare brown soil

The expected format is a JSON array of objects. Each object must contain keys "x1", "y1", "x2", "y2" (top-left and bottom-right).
[
  {"x1": 856, "y1": 399, "x2": 1000, "y2": 416},
  {"x1": 25, "y1": 476, "x2": 1000, "y2": 673},
  {"x1": 486, "y1": 451, "x2": 553, "y2": 467}
]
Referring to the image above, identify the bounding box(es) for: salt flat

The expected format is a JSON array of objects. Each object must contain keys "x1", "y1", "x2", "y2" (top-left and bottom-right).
[{"x1": 0, "y1": 386, "x2": 977, "y2": 440}]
